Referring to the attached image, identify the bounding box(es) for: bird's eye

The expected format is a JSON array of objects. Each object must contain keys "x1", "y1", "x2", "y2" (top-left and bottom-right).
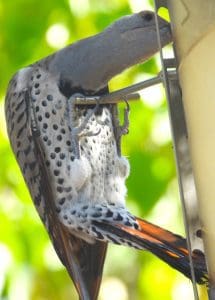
[{"x1": 142, "y1": 12, "x2": 154, "y2": 22}]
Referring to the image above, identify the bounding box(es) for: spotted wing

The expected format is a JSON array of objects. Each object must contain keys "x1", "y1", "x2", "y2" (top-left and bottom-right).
[
  {"x1": 5, "y1": 71, "x2": 108, "y2": 300},
  {"x1": 32, "y1": 114, "x2": 108, "y2": 300}
]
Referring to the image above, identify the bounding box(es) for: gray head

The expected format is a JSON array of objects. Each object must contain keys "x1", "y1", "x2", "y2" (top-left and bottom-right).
[
  {"x1": 47, "y1": 11, "x2": 172, "y2": 96},
  {"x1": 107, "y1": 10, "x2": 171, "y2": 59}
]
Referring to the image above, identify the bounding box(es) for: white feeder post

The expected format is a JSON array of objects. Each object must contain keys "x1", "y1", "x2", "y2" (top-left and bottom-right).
[{"x1": 168, "y1": 0, "x2": 215, "y2": 292}]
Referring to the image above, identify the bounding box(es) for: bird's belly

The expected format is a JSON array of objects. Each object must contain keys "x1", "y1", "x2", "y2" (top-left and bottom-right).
[
  {"x1": 78, "y1": 107, "x2": 130, "y2": 206},
  {"x1": 24, "y1": 67, "x2": 129, "y2": 216}
]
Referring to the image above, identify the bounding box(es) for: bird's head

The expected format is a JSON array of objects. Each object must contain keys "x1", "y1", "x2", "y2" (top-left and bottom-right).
[
  {"x1": 49, "y1": 10, "x2": 172, "y2": 96},
  {"x1": 109, "y1": 10, "x2": 171, "y2": 62}
]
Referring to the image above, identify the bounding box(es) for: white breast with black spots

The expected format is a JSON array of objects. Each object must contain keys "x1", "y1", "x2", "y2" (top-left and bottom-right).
[{"x1": 30, "y1": 65, "x2": 130, "y2": 219}]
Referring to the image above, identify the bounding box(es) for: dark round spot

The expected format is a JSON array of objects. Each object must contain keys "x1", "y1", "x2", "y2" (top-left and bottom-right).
[
  {"x1": 106, "y1": 210, "x2": 113, "y2": 218},
  {"x1": 38, "y1": 115, "x2": 42, "y2": 122},
  {"x1": 52, "y1": 109, "x2": 56, "y2": 115},
  {"x1": 60, "y1": 153, "x2": 65, "y2": 159},
  {"x1": 58, "y1": 178, "x2": 64, "y2": 184},
  {"x1": 59, "y1": 197, "x2": 65, "y2": 205},
  {"x1": 50, "y1": 153, "x2": 56, "y2": 159},
  {"x1": 57, "y1": 186, "x2": 63, "y2": 193},
  {"x1": 57, "y1": 161, "x2": 62, "y2": 167},
  {"x1": 34, "y1": 83, "x2": 40, "y2": 88},
  {"x1": 134, "y1": 223, "x2": 139, "y2": 230},
  {"x1": 66, "y1": 140, "x2": 71, "y2": 146},
  {"x1": 63, "y1": 215, "x2": 68, "y2": 220},
  {"x1": 42, "y1": 100, "x2": 47, "y2": 107},
  {"x1": 43, "y1": 123, "x2": 48, "y2": 129},
  {"x1": 54, "y1": 169, "x2": 60, "y2": 176},
  {"x1": 61, "y1": 128, "x2": 66, "y2": 134},
  {"x1": 35, "y1": 106, "x2": 40, "y2": 112},
  {"x1": 43, "y1": 135, "x2": 48, "y2": 142},
  {"x1": 36, "y1": 74, "x2": 41, "y2": 79},
  {"x1": 113, "y1": 213, "x2": 123, "y2": 221},
  {"x1": 55, "y1": 147, "x2": 61, "y2": 153},
  {"x1": 47, "y1": 140, "x2": 51, "y2": 146},
  {"x1": 70, "y1": 156, "x2": 75, "y2": 161},
  {"x1": 53, "y1": 124, "x2": 58, "y2": 130},
  {"x1": 35, "y1": 90, "x2": 40, "y2": 95},
  {"x1": 57, "y1": 135, "x2": 62, "y2": 141},
  {"x1": 47, "y1": 95, "x2": 53, "y2": 101},
  {"x1": 45, "y1": 112, "x2": 50, "y2": 118}
]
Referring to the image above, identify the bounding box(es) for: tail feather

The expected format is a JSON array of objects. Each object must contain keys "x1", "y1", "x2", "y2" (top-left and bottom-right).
[{"x1": 93, "y1": 217, "x2": 208, "y2": 284}]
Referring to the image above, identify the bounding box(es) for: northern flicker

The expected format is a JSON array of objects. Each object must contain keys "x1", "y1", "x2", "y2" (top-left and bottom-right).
[{"x1": 5, "y1": 11, "x2": 207, "y2": 300}]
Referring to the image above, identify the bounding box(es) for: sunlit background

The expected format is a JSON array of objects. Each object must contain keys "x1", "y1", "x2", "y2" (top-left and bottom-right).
[{"x1": 0, "y1": 0, "x2": 207, "y2": 299}]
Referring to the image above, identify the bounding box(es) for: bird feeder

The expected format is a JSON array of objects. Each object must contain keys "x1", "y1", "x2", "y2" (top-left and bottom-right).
[{"x1": 154, "y1": 0, "x2": 215, "y2": 298}]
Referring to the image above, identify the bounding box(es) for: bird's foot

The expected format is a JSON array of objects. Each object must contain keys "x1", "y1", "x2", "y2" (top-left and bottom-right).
[
  {"x1": 114, "y1": 98, "x2": 130, "y2": 142},
  {"x1": 67, "y1": 94, "x2": 100, "y2": 158}
]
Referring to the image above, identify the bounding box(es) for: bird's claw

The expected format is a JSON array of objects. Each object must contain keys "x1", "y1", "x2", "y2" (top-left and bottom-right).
[
  {"x1": 67, "y1": 94, "x2": 100, "y2": 158},
  {"x1": 116, "y1": 98, "x2": 130, "y2": 139},
  {"x1": 120, "y1": 98, "x2": 130, "y2": 135}
]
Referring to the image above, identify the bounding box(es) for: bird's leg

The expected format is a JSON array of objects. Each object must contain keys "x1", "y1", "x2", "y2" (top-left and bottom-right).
[
  {"x1": 67, "y1": 94, "x2": 100, "y2": 158},
  {"x1": 118, "y1": 98, "x2": 130, "y2": 136},
  {"x1": 112, "y1": 98, "x2": 130, "y2": 153}
]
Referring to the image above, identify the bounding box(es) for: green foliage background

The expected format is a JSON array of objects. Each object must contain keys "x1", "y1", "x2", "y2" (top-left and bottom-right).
[{"x1": 0, "y1": 0, "x2": 207, "y2": 299}]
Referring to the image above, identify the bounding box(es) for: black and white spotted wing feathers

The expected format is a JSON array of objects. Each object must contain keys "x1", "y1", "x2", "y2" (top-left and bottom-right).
[{"x1": 5, "y1": 67, "x2": 109, "y2": 300}]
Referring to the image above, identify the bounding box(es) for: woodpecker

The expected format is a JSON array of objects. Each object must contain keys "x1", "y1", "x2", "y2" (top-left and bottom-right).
[{"x1": 5, "y1": 10, "x2": 207, "y2": 300}]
